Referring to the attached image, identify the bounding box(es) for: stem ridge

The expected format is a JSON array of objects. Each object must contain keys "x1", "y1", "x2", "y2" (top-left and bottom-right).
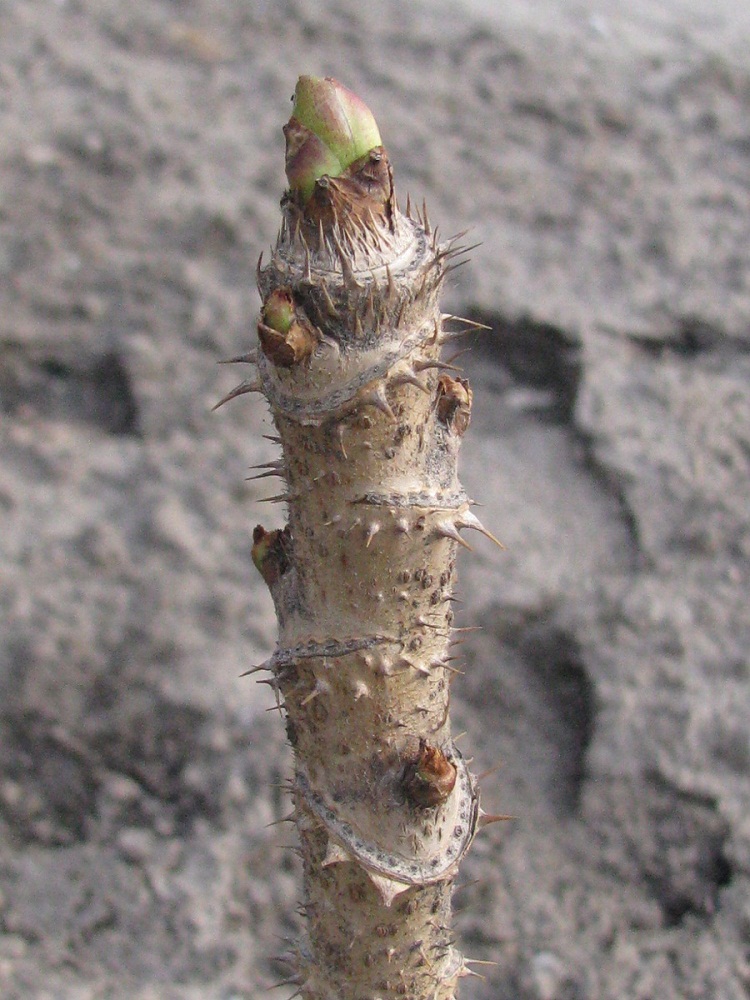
[{"x1": 295, "y1": 745, "x2": 479, "y2": 887}]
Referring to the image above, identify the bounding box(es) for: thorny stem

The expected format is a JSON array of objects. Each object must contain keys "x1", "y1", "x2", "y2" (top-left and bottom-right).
[{"x1": 218, "y1": 76, "x2": 501, "y2": 1000}]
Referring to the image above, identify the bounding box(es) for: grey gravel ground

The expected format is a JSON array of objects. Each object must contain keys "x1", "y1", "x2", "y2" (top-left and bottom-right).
[{"x1": 1, "y1": 1, "x2": 749, "y2": 997}]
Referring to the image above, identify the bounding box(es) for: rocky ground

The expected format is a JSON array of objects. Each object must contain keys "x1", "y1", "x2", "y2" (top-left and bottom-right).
[{"x1": 1, "y1": 1, "x2": 750, "y2": 997}]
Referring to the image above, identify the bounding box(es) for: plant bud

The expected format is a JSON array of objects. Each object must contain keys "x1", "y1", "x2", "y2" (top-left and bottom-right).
[
  {"x1": 262, "y1": 288, "x2": 295, "y2": 334},
  {"x1": 258, "y1": 288, "x2": 318, "y2": 367},
  {"x1": 436, "y1": 375, "x2": 473, "y2": 436},
  {"x1": 251, "y1": 525, "x2": 291, "y2": 589},
  {"x1": 403, "y1": 739, "x2": 458, "y2": 808},
  {"x1": 284, "y1": 75, "x2": 382, "y2": 203}
]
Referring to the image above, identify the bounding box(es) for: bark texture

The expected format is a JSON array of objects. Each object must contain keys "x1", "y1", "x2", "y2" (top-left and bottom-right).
[{"x1": 229, "y1": 77, "x2": 491, "y2": 1000}]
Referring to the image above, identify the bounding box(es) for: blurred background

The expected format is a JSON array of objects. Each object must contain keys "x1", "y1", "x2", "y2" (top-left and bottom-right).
[{"x1": 1, "y1": 1, "x2": 749, "y2": 997}]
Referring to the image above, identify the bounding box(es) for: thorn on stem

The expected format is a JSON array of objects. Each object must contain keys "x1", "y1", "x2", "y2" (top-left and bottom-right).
[
  {"x1": 211, "y1": 379, "x2": 262, "y2": 411},
  {"x1": 364, "y1": 521, "x2": 381, "y2": 547},
  {"x1": 218, "y1": 349, "x2": 258, "y2": 365},
  {"x1": 434, "y1": 520, "x2": 473, "y2": 550},
  {"x1": 477, "y1": 811, "x2": 516, "y2": 828},
  {"x1": 456, "y1": 510, "x2": 505, "y2": 549}
]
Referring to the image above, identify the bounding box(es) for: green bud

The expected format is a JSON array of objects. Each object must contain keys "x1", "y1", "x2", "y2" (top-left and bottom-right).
[
  {"x1": 259, "y1": 289, "x2": 317, "y2": 367},
  {"x1": 262, "y1": 289, "x2": 295, "y2": 334},
  {"x1": 284, "y1": 76, "x2": 382, "y2": 203}
]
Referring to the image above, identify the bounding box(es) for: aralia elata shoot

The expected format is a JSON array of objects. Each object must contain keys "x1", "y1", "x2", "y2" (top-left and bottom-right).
[{"x1": 216, "y1": 75, "x2": 505, "y2": 1000}]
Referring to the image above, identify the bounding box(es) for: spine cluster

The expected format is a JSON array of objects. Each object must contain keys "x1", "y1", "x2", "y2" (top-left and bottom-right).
[{"x1": 218, "y1": 77, "x2": 500, "y2": 1000}]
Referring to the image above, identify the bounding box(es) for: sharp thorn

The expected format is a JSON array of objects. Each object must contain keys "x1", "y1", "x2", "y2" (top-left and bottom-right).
[
  {"x1": 239, "y1": 662, "x2": 271, "y2": 677},
  {"x1": 332, "y1": 231, "x2": 361, "y2": 288},
  {"x1": 267, "y1": 978, "x2": 300, "y2": 991},
  {"x1": 444, "y1": 260, "x2": 469, "y2": 276},
  {"x1": 265, "y1": 811, "x2": 296, "y2": 828},
  {"x1": 390, "y1": 367, "x2": 429, "y2": 393},
  {"x1": 442, "y1": 662, "x2": 464, "y2": 675},
  {"x1": 417, "y1": 616, "x2": 443, "y2": 630},
  {"x1": 434, "y1": 520, "x2": 473, "y2": 550},
  {"x1": 414, "y1": 358, "x2": 462, "y2": 374},
  {"x1": 460, "y1": 967, "x2": 486, "y2": 980},
  {"x1": 246, "y1": 469, "x2": 285, "y2": 482},
  {"x1": 454, "y1": 877, "x2": 482, "y2": 893},
  {"x1": 336, "y1": 427, "x2": 351, "y2": 463},
  {"x1": 358, "y1": 384, "x2": 395, "y2": 420},
  {"x1": 211, "y1": 379, "x2": 263, "y2": 411},
  {"x1": 457, "y1": 510, "x2": 505, "y2": 549},
  {"x1": 303, "y1": 241, "x2": 312, "y2": 282},
  {"x1": 478, "y1": 812, "x2": 516, "y2": 828},
  {"x1": 218, "y1": 349, "x2": 258, "y2": 365},
  {"x1": 477, "y1": 763, "x2": 504, "y2": 781},
  {"x1": 249, "y1": 460, "x2": 284, "y2": 471},
  {"x1": 442, "y1": 314, "x2": 492, "y2": 331},
  {"x1": 364, "y1": 522, "x2": 381, "y2": 547},
  {"x1": 319, "y1": 281, "x2": 340, "y2": 318}
]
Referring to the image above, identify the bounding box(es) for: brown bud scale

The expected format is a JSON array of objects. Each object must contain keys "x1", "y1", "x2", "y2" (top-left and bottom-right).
[{"x1": 403, "y1": 738, "x2": 459, "y2": 808}]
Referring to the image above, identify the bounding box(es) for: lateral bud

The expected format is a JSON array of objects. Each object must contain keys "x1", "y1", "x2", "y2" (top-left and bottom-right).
[
  {"x1": 402, "y1": 738, "x2": 458, "y2": 808},
  {"x1": 258, "y1": 288, "x2": 318, "y2": 367},
  {"x1": 251, "y1": 524, "x2": 292, "y2": 589},
  {"x1": 436, "y1": 375, "x2": 472, "y2": 436}
]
